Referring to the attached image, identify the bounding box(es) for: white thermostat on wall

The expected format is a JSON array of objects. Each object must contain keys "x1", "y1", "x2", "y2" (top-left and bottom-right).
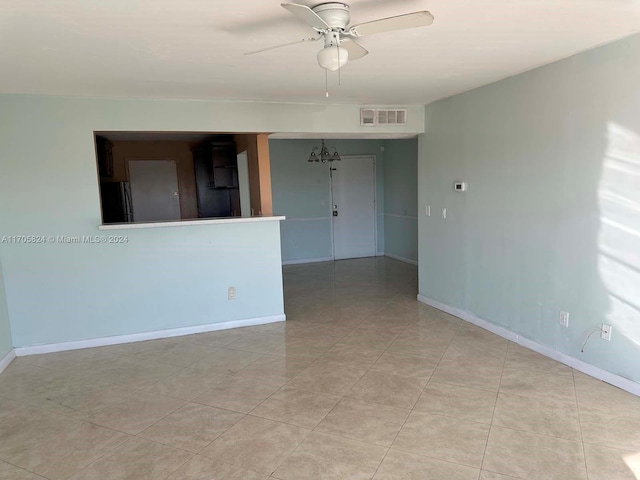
[{"x1": 454, "y1": 182, "x2": 467, "y2": 192}]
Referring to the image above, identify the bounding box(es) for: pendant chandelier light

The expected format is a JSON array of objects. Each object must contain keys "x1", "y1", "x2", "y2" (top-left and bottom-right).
[{"x1": 308, "y1": 139, "x2": 341, "y2": 163}]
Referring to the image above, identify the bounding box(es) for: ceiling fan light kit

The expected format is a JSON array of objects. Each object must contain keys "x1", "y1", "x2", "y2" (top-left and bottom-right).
[
  {"x1": 245, "y1": 2, "x2": 434, "y2": 87},
  {"x1": 317, "y1": 31, "x2": 349, "y2": 71},
  {"x1": 317, "y1": 46, "x2": 349, "y2": 71}
]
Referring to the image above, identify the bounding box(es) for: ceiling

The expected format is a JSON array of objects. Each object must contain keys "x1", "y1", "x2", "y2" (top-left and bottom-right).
[{"x1": 2, "y1": 0, "x2": 640, "y2": 105}]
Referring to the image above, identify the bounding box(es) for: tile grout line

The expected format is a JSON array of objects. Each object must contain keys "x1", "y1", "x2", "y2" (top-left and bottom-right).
[
  {"x1": 353, "y1": 289, "x2": 417, "y2": 478},
  {"x1": 323, "y1": 292, "x2": 412, "y2": 478},
  {"x1": 365, "y1": 293, "x2": 460, "y2": 478},
  {"x1": 190, "y1": 297, "x2": 381, "y2": 475},
  {"x1": 478, "y1": 338, "x2": 509, "y2": 475},
  {"x1": 390, "y1": 309, "x2": 466, "y2": 473},
  {"x1": 242, "y1": 289, "x2": 411, "y2": 478},
  {"x1": 0, "y1": 458, "x2": 48, "y2": 479},
  {"x1": 0, "y1": 386, "x2": 141, "y2": 479},
  {"x1": 240, "y1": 295, "x2": 392, "y2": 476},
  {"x1": 572, "y1": 368, "x2": 592, "y2": 480},
  {"x1": 386, "y1": 314, "x2": 496, "y2": 479}
]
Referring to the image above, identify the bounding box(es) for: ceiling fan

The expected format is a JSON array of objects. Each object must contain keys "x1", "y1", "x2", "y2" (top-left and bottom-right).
[{"x1": 245, "y1": 2, "x2": 434, "y2": 72}]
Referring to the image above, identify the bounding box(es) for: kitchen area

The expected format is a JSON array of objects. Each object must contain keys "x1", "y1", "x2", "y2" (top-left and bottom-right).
[{"x1": 96, "y1": 132, "x2": 273, "y2": 225}]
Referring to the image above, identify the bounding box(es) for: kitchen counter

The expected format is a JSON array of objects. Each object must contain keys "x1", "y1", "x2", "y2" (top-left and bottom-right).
[{"x1": 99, "y1": 216, "x2": 286, "y2": 231}]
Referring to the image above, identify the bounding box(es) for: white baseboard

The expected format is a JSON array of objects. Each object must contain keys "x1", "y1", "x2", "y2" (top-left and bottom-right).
[
  {"x1": 283, "y1": 254, "x2": 417, "y2": 266},
  {"x1": 417, "y1": 294, "x2": 640, "y2": 397},
  {"x1": 385, "y1": 253, "x2": 418, "y2": 266},
  {"x1": 14, "y1": 314, "x2": 286, "y2": 357},
  {"x1": 282, "y1": 257, "x2": 334, "y2": 266},
  {"x1": 0, "y1": 349, "x2": 16, "y2": 374}
]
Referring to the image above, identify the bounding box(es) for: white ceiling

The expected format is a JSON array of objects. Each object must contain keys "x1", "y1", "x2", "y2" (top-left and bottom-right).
[{"x1": 2, "y1": 0, "x2": 640, "y2": 105}]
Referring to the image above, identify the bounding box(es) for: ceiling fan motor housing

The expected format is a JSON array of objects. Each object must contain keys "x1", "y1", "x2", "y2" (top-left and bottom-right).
[{"x1": 312, "y1": 2, "x2": 350, "y2": 29}]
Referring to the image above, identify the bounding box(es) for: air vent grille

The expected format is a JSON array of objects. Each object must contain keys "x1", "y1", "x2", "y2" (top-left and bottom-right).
[
  {"x1": 360, "y1": 109, "x2": 376, "y2": 126},
  {"x1": 360, "y1": 108, "x2": 407, "y2": 126}
]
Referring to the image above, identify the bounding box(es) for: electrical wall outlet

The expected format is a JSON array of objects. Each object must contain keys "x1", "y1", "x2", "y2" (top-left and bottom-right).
[
  {"x1": 601, "y1": 324, "x2": 612, "y2": 341},
  {"x1": 442, "y1": 208, "x2": 447, "y2": 219},
  {"x1": 559, "y1": 311, "x2": 569, "y2": 328},
  {"x1": 228, "y1": 287, "x2": 236, "y2": 300}
]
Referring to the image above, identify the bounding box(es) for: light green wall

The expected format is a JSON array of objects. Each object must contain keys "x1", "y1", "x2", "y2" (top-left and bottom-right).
[
  {"x1": 271, "y1": 137, "x2": 419, "y2": 264},
  {"x1": 383, "y1": 138, "x2": 418, "y2": 263},
  {"x1": 270, "y1": 139, "x2": 386, "y2": 262},
  {"x1": 0, "y1": 257, "x2": 12, "y2": 359},
  {"x1": 0, "y1": 95, "x2": 423, "y2": 348},
  {"x1": 419, "y1": 35, "x2": 640, "y2": 383}
]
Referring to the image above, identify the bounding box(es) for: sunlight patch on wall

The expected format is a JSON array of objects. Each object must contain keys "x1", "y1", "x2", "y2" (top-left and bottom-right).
[{"x1": 597, "y1": 123, "x2": 640, "y2": 347}]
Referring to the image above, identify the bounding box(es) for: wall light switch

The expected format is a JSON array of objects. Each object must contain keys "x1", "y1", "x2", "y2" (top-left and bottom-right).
[
  {"x1": 426, "y1": 205, "x2": 431, "y2": 217},
  {"x1": 442, "y1": 208, "x2": 447, "y2": 219}
]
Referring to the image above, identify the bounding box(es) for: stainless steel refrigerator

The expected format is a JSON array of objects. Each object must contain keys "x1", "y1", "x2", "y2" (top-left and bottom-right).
[{"x1": 100, "y1": 181, "x2": 133, "y2": 224}]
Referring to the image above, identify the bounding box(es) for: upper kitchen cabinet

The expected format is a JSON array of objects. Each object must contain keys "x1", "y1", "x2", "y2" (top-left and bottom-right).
[
  {"x1": 95, "y1": 136, "x2": 114, "y2": 178},
  {"x1": 192, "y1": 136, "x2": 240, "y2": 218}
]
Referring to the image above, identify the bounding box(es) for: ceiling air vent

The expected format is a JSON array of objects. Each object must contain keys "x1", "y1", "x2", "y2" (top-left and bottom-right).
[
  {"x1": 360, "y1": 109, "x2": 376, "y2": 126},
  {"x1": 360, "y1": 108, "x2": 407, "y2": 126}
]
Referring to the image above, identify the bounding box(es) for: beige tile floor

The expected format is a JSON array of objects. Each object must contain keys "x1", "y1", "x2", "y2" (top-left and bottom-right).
[{"x1": 1, "y1": 257, "x2": 639, "y2": 479}]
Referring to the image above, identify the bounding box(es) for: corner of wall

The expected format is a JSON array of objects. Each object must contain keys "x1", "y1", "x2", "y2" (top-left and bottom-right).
[
  {"x1": 0, "y1": 257, "x2": 15, "y2": 373},
  {"x1": 0, "y1": 348, "x2": 15, "y2": 375}
]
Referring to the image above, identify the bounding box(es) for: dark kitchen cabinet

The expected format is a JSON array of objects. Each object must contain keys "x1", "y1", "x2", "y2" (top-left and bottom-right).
[
  {"x1": 96, "y1": 136, "x2": 114, "y2": 178},
  {"x1": 192, "y1": 137, "x2": 240, "y2": 218}
]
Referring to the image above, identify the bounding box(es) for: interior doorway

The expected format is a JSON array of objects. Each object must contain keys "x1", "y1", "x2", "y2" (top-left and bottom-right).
[
  {"x1": 330, "y1": 155, "x2": 377, "y2": 260},
  {"x1": 128, "y1": 159, "x2": 181, "y2": 222}
]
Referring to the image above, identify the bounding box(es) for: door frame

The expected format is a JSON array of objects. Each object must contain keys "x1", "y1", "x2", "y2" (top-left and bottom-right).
[{"x1": 329, "y1": 154, "x2": 378, "y2": 260}]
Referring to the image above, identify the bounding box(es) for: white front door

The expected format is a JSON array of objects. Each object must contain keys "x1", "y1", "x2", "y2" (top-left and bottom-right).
[
  {"x1": 331, "y1": 155, "x2": 376, "y2": 260},
  {"x1": 128, "y1": 159, "x2": 181, "y2": 222}
]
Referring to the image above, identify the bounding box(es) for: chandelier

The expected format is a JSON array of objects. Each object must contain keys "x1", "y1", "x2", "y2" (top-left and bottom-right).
[{"x1": 308, "y1": 139, "x2": 341, "y2": 163}]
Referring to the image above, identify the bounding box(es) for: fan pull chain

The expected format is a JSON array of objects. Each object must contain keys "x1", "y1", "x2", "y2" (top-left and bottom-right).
[
  {"x1": 337, "y1": 44, "x2": 342, "y2": 86},
  {"x1": 325, "y1": 69, "x2": 329, "y2": 97}
]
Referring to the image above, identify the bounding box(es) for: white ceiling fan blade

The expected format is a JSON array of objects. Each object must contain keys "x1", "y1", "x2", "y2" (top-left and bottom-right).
[
  {"x1": 349, "y1": 11, "x2": 434, "y2": 37},
  {"x1": 244, "y1": 36, "x2": 321, "y2": 56},
  {"x1": 341, "y1": 38, "x2": 369, "y2": 61},
  {"x1": 281, "y1": 3, "x2": 330, "y2": 30}
]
